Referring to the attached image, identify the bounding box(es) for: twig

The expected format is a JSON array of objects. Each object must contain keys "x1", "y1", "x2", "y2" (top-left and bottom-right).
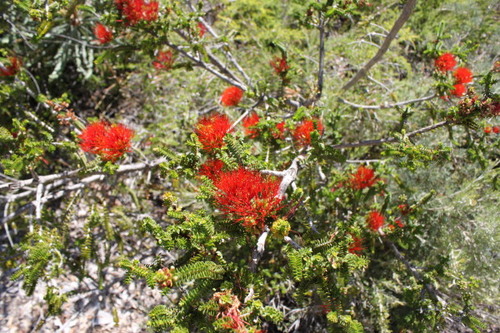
[
  {"x1": 227, "y1": 96, "x2": 265, "y2": 132},
  {"x1": 250, "y1": 226, "x2": 270, "y2": 273},
  {"x1": 284, "y1": 236, "x2": 302, "y2": 250},
  {"x1": 331, "y1": 120, "x2": 450, "y2": 150},
  {"x1": 315, "y1": 19, "x2": 327, "y2": 101},
  {"x1": 261, "y1": 155, "x2": 305, "y2": 199},
  {"x1": 338, "y1": 94, "x2": 436, "y2": 109},
  {"x1": 341, "y1": 0, "x2": 418, "y2": 90}
]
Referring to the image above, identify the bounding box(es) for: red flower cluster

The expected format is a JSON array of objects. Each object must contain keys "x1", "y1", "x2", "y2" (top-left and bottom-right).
[
  {"x1": 366, "y1": 211, "x2": 385, "y2": 232},
  {"x1": 349, "y1": 165, "x2": 379, "y2": 190},
  {"x1": 115, "y1": 0, "x2": 159, "y2": 25},
  {"x1": 199, "y1": 159, "x2": 225, "y2": 182},
  {"x1": 242, "y1": 112, "x2": 260, "y2": 138},
  {"x1": 0, "y1": 57, "x2": 21, "y2": 76},
  {"x1": 79, "y1": 121, "x2": 134, "y2": 162},
  {"x1": 389, "y1": 219, "x2": 405, "y2": 230},
  {"x1": 484, "y1": 126, "x2": 499, "y2": 134},
  {"x1": 348, "y1": 234, "x2": 364, "y2": 255},
  {"x1": 213, "y1": 167, "x2": 282, "y2": 230},
  {"x1": 195, "y1": 113, "x2": 233, "y2": 151},
  {"x1": 270, "y1": 56, "x2": 290, "y2": 75},
  {"x1": 220, "y1": 86, "x2": 244, "y2": 107},
  {"x1": 94, "y1": 24, "x2": 113, "y2": 44},
  {"x1": 292, "y1": 118, "x2": 324, "y2": 146},
  {"x1": 197, "y1": 22, "x2": 207, "y2": 37},
  {"x1": 453, "y1": 67, "x2": 473, "y2": 84},
  {"x1": 152, "y1": 50, "x2": 174, "y2": 70},
  {"x1": 451, "y1": 83, "x2": 466, "y2": 97},
  {"x1": 434, "y1": 53, "x2": 457, "y2": 72},
  {"x1": 273, "y1": 121, "x2": 286, "y2": 139}
]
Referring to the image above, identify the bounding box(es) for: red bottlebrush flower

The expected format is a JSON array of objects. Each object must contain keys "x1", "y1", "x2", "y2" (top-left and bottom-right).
[
  {"x1": 270, "y1": 56, "x2": 290, "y2": 74},
  {"x1": 366, "y1": 211, "x2": 385, "y2": 232},
  {"x1": 115, "y1": 0, "x2": 159, "y2": 25},
  {"x1": 152, "y1": 50, "x2": 174, "y2": 70},
  {"x1": 484, "y1": 126, "x2": 492, "y2": 134},
  {"x1": 195, "y1": 113, "x2": 233, "y2": 151},
  {"x1": 453, "y1": 67, "x2": 473, "y2": 84},
  {"x1": 0, "y1": 57, "x2": 21, "y2": 76},
  {"x1": 398, "y1": 204, "x2": 411, "y2": 215},
  {"x1": 292, "y1": 118, "x2": 324, "y2": 146},
  {"x1": 493, "y1": 126, "x2": 499, "y2": 134},
  {"x1": 213, "y1": 167, "x2": 282, "y2": 230},
  {"x1": 349, "y1": 165, "x2": 379, "y2": 190},
  {"x1": 79, "y1": 121, "x2": 134, "y2": 162},
  {"x1": 451, "y1": 83, "x2": 466, "y2": 97},
  {"x1": 395, "y1": 219, "x2": 404, "y2": 228},
  {"x1": 94, "y1": 24, "x2": 113, "y2": 44},
  {"x1": 348, "y1": 234, "x2": 364, "y2": 255},
  {"x1": 198, "y1": 22, "x2": 207, "y2": 37},
  {"x1": 199, "y1": 159, "x2": 225, "y2": 182},
  {"x1": 220, "y1": 86, "x2": 244, "y2": 107},
  {"x1": 272, "y1": 121, "x2": 286, "y2": 139},
  {"x1": 242, "y1": 112, "x2": 260, "y2": 138},
  {"x1": 434, "y1": 53, "x2": 457, "y2": 72}
]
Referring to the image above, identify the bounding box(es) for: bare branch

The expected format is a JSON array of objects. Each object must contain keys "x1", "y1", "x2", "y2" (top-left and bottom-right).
[
  {"x1": 250, "y1": 226, "x2": 270, "y2": 273},
  {"x1": 338, "y1": 94, "x2": 436, "y2": 109},
  {"x1": 331, "y1": 120, "x2": 450, "y2": 150},
  {"x1": 261, "y1": 155, "x2": 305, "y2": 199},
  {"x1": 341, "y1": 0, "x2": 418, "y2": 90},
  {"x1": 284, "y1": 236, "x2": 302, "y2": 250}
]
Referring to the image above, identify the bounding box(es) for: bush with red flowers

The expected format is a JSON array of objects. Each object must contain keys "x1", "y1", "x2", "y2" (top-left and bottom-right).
[
  {"x1": 195, "y1": 113, "x2": 233, "y2": 151},
  {"x1": 220, "y1": 86, "x2": 244, "y2": 107},
  {"x1": 79, "y1": 121, "x2": 134, "y2": 162}
]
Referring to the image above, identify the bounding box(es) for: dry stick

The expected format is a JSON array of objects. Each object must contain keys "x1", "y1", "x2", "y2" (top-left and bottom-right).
[
  {"x1": 227, "y1": 96, "x2": 265, "y2": 132},
  {"x1": 341, "y1": 0, "x2": 418, "y2": 91},
  {"x1": 315, "y1": 20, "x2": 326, "y2": 102},
  {"x1": 166, "y1": 42, "x2": 246, "y2": 91},
  {"x1": 331, "y1": 120, "x2": 450, "y2": 150},
  {"x1": 250, "y1": 226, "x2": 270, "y2": 273},
  {"x1": 385, "y1": 238, "x2": 444, "y2": 304},
  {"x1": 338, "y1": 94, "x2": 436, "y2": 110},
  {"x1": 174, "y1": 29, "x2": 245, "y2": 88}
]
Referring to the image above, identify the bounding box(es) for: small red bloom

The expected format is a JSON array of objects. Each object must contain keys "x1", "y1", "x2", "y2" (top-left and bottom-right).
[
  {"x1": 348, "y1": 234, "x2": 364, "y2": 255},
  {"x1": 195, "y1": 113, "x2": 233, "y2": 151},
  {"x1": 220, "y1": 86, "x2": 244, "y2": 107},
  {"x1": 451, "y1": 83, "x2": 466, "y2": 97},
  {"x1": 0, "y1": 57, "x2": 21, "y2": 76},
  {"x1": 152, "y1": 50, "x2": 174, "y2": 70},
  {"x1": 197, "y1": 22, "x2": 207, "y2": 37},
  {"x1": 94, "y1": 24, "x2": 113, "y2": 44},
  {"x1": 199, "y1": 159, "x2": 225, "y2": 182},
  {"x1": 493, "y1": 126, "x2": 499, "y2": 134},
  {"x1": 292, "y1": 118, "x2": 324, "y2": 146},
  {"x1": 270, "y1": 56, "x2": 290, "y2": 75},
  {"x1": 453, "y1": 67, "x2": 473, "y2": 84},
  {"x1": 398, "y1": 204, "x2": 411, "y2": 215},
  {"x1": 367, "y1": 211, "x2": 385, "y2": 232},
  {"x1": 272, "y1": 121, "x2": 286, "y2": 139},
  {"x1": 242, "y1": 112, "x2": 260, "y2": 138},
  {"x1": 79, "y1": 121, "x2": 134, "y2": 162},
  {"x1": 349, "y1": 165, "x2": 379, "y2": 190},
  {"x1": 213, "y1": 167, "x2": 282, "y2": 230},
  {"x1": 395, "y1": 219, "x2": 404, "y2": 228},
  {"x1": 115, "y1": 0, "x2": 159, "y2": 25},
  {"x1": 484, "y1": 126, "x2": 492, "y2": 134},
  {"x1": 434, "y1": 53, "x2": 457, "y2": 72}
]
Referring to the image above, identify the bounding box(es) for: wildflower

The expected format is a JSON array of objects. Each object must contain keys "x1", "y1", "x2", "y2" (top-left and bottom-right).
[
  {"x1": 213, "y1": 291, "x2": 248, "y2": 332},
  {"x1": 272, "y1": 121, "x2": 286, "y2": 139},
  {"x1": 398, "y1": 204, "x2": 411, "y2": 215},
  {"x1": 152, "y1": 50, "x2": 174, "y2": 70},
  {"x1": 195, "y1": 113, "x2": 233, "y2": 151},
  {"x1": 451, "y1": 83, "x2": 466, "y2": 97},
  {"x1": 115, "y1": 0, "x2": 159, "y2": 25},
  {"x1": 0, "y1": 57, "x2": 21, "y2": 76},
  {"x1": 94, "y1": 23, "x2": 113, "y2": 44},
  {"x1": 434, "y1": 53, "x2": 456, "y2": 72},
  {"x1": 484, "y1": 126, "x2": 492, "y2": 134},
  {"x1": 453, "y1": 67, "x2": 473, "y2": 84},
  {"x1": 242, "y1": 112, "x2": 260, "y2": 138},
  {"x1": 348, "y1": 234, "x2": 364, "y2": 255},
  {"x1": 213, "y1": 167, "x2": 282, "y2": 230},
  {"x1": 366, "y1": 211, "x2": 385, "y2": 232},
  {"x1": 79, "y1": 121, "x2": 134, "y2": 162},
  {"x1": 349, "y1": 165, "x2": 379, "y2": 190},
  {"x1": 199, "y1": 159, "x2": 225, "y2": 182},
  {"x1": 198, "y1": 22, "x2": 207, "y2": 37},
  {"x1": 493, "y1": 126, "x2": 499, "y2": 134},
  {"x1": 270, "y1": 56, "x2": 290, "y2": 75},
  {"x1": 292, "y1": 118, "x2": 324, "y2": 146},
  {"x1": 220, "y1": 86, "x2": 244, "y2": 107}
]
